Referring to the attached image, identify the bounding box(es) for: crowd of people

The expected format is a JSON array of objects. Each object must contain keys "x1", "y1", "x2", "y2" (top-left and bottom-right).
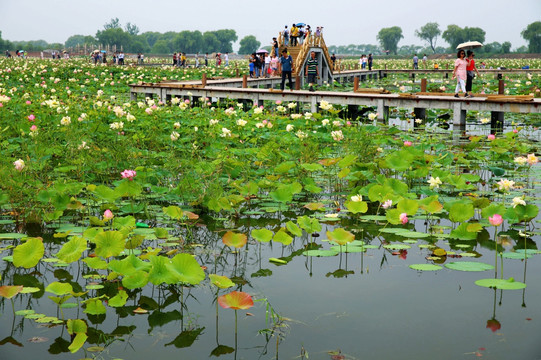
[{"x1": 280, "y1": 23, "x2": 323, "y2": 47}]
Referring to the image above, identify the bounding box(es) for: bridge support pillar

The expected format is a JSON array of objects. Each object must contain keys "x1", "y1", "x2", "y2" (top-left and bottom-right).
[
  {"x1": 453, "y1": 102, "x2": 466, "y2": 130},
  {"x1": 130, "y1": 92, "x2": 137, "y2": 101},
  {"x1": 490, "y1": 111, "x2": 504, "y2": 134},
  {"x1": 377, "y1": 99, "x2": 388, "y2": 122},
  {"x1": 311, "y1": 97, "x2": 318, "y2": 113},
  {"x1": 413, "y1": 107, "x2": 426, "y2": 127}
]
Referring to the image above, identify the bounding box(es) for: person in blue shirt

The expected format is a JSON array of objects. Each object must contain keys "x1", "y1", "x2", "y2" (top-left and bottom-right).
[{"x1": 279, "y1": 49, "x2": 294, "y2": 91}]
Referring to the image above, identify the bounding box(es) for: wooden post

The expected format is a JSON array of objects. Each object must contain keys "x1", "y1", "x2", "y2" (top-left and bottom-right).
[
  {"x1": 295, "y1": 75, "x2": 301, "y2": 90},
  {"x1": 353, "y1": 77, "x2": 359, "y2": 92},
  {"x1": 420, "y1": 78, "x2": 427, "y2": 92},
  {"x1": 242, "y1": 75, "x2": 247, "y2": 88},
  {"x1": 498, "y1": 79, "x2": 504, "y2": 94},
  {"x1": 236, "y1": 68, "x2": 239, "y2": 77},
  {"x1": 411, "y1": 72, "x2": 415, "y2": 82},
  {"x1": 202, "y1": 73, "x2": 207, "y2": 87}
]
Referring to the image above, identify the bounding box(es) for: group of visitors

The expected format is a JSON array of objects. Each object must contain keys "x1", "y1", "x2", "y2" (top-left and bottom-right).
[
  {"x1": 281, "y1": 24, "x2": 323, "y2": 46},
  {"x1": 173, "y1": 52, "x2": 187, "y2": 67},
  {"x1": 452, "y1": 49, "x2": 480, "y2": 98},
  {"x1": 250, "y1": 52, "x2": 276, "y2": 78},
  {"x1": 90, "y1": 51, "x2": 125, "y2": 65},
  {"x1": 359, "y1": 54, "x2": 373, "y2": 70},
  {"x1": 412, "y1": 54, "x2": 429, "y2": 69}
]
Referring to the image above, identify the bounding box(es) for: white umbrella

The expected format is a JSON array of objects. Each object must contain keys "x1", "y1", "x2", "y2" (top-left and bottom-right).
[{"x1": 456, "y1": 41, "x2": 483, "y2": 50}]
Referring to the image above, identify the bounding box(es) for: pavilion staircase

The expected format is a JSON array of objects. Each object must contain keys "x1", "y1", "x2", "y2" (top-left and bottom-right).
[{"x1": 275, "y1": 33, "x2": 336, "y2": 77}]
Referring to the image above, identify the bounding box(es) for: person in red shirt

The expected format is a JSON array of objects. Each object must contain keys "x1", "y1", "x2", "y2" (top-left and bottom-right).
[{"x1": 466, "y1": 50, "x2": 481, "y2": 96}]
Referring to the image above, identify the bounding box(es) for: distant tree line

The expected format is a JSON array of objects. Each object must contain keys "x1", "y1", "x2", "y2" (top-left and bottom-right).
[{"x1": 1, "y1": 20, "x2": 540, "y2": 56}]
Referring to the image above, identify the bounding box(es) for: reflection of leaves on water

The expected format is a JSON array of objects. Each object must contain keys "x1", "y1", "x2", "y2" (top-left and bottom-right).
[
  {"x1": 165, "y1": 327, "x2": 205, "y2": 348},
  {"x1": 210, "y1": 344, "x2": 235, "y2": 357},
  {"x1": 325, "y1": 269, "x2": 355, "y2": 278}
]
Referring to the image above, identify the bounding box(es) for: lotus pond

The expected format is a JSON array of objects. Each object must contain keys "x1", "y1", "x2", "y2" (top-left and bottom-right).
[{"x1": 0, "y1": 58, "x2": 540, "y2": 360}]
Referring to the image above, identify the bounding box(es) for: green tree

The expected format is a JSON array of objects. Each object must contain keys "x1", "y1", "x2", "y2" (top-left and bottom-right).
[
  {"x1": 238, "y1": 35, "x2": 260, "y2": 55},
  {"x1": 443, "y1": 25, "x2": 485, "y2": 51},
  {"x1": 415, "y1": 22, "x2": 441, "y2": 53},
  {"x1": 214, "y1": 29, "x2": 237, "y2": 53},
  {"x1": 521, "y1": 21, "x2": 541, "y2": 53},
  {"x1": 202, "y1": 32, "x2": 220, "y2": 53},
  {"x1": 377, "y1": 27, "x2": 403, "y2": 55},
  {"x1": 501, "y1": 41, "x2": 511, "y2": 54},
  {"x1": 96, "y1": 28, "x2": 131, "y2": 49},
  {"x1": 151, "y1": 40, "x2": 170, "y2": 54},
  {"x1": 442, "y1": 24, "x2": 465, "y2": 50},
  {"x1": 103, "y1": 18, "x2": 121, "y2": 30},
  {"x1": 140, "y1": 31, "x2": 162, "y2": 48},
  {"x1": 124, "y1": 22, "x2": 140, "y2": 36},
  {"x1": 65, "y1": 35, "x2": 97, "y2": 48}
]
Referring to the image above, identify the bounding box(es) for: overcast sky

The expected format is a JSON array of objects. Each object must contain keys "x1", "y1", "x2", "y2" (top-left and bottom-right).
[{"x1": 1, "y1": 0, "x2": 539, "y2": 50}]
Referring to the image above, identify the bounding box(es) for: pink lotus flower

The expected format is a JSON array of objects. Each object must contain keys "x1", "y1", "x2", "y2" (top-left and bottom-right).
[
  {"x1": 121, "y1": 169, "x2": 136, "y2": 180},
  {"x1": 399, "y1": 213, "x2": 408, "y2": 224},
  {"x1": 487, "y1": 134, "x2": 496, "y2": 140},
  {"x1": 276, "y1": 100, "x2": 282, "y2": 105},
  {"x1": 28, "y1": 114, "x2": 35, "y2": 121},
  {"x1": 103, "y1": 209, "x2": 114, "y2": 220},
  {"x1": 489, "y1": 214, "x2": 503, "y2": 226},
  {"x1": 26, "y1": 101, "x2": 31, "y2": 105},
  {"x1": 512, "y1": 129, "x2": 518, "y2": 133},
  {"x1": 403, "y1": 141, "x2": 412, "y2": 147},
  {"x1": 486, "y1": 318, "x2": 501, "y2": 332},
  {"x1": 30, "y1": 125, "x2": 37, "y2": 132}
]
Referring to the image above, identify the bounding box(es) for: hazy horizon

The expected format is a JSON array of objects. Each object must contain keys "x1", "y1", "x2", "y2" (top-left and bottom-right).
[{"x1": 1, "y1": 0, "x2": 539, "y2": 50}]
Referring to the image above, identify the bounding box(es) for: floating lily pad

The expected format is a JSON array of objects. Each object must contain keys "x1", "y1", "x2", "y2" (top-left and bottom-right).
[
  {"x1": 330, "y1": 245, "x2": 366, "y2": 253},
  {"x1": 445, "y1": 261, "x2": 494, "y2": 272},
  {"x1": 409, "y1": 264, "x2": 442, "y2": 271},
  {"x1": 403, "y1": 240, "x2": 418, "y2": 244},
  {"x1": 86, "y1": 284, "x2": 104, "y2": 290},
  {"x1": 15, "y1": 309, "x2": 35, "y2": 316},
  {"x1": 379, "y1": 228, "x2": 405, "y2": 233},
  {"x1": 359, "y1": 215, "x2": 387, "y2": 221},
  {"x1": 396, "y1": 231, "x2": 430, "y2": 238},
  {"x1": 475, "y1": 278, "x2": 527, "y2": 290},
  {"x1": 0, "y1": 233, "x2": 27, "y2": 239},
  {"x1": 382, "y1": 244, "x2": 411, "y2": 250},
  {"x1": 302, "y1": 250, "x2": 339, "y2": 257},
  {"x1": 20, "y1": 287, "x2": 40, "y2": 294},
  {"x1": 501, "y1": 252, "x2": 532, "y2": 260}
]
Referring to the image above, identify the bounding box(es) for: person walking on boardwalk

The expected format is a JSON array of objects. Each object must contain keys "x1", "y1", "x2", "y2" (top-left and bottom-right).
[
  {"x1": 452, "y1": 49, "x2": 470, "y2": 98},
  {"x1": 283, "y1": 25, "x2": 289, "y2": 46},
  {"x1": 305, "y1": 51, "x2": 319, "y2": 92},
  {"x1": 368, "y1": 53, "x2": 373, "y2": 70},
  {"x1": 413, "y1": 54, "x2": 419, "y2": 69},
  {"x1": 465, "y1": 50, "x2": 480, "y2": 96},
  {"x1": 279, "y1": 49, "x2": 294, "y2": 91},
  {"x1": 290, "y1": 24, "x2": 299, "y2": 46}
]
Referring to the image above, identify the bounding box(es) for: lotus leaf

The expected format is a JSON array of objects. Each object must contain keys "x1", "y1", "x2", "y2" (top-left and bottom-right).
[
  {"x1": 108, "y1": 290, "x2": 128, "y2": 307},
  {"x1": 273, "y1": 229, "x2": 293, "y2": 245},
  {"x1": 409, "y1": 264, "x2": 442, "y2": 271},
  {"x1": 222, "y1": 231, "x2": 247, "y2": 248},
  {"x1": 445, "y1": 261, "x2": 494, "y2": 271},
  {"x1": 167, "y1": 253, "x2": 205, "y2": 285},
  {"x1": 218, "y1": 291, "x2": 254, "y2": 310},
  {"x1": 286, "y1": 221, "x2": 302, "y2": 236},
  {"x1": 148, "y1": 255, "x2": 178, "y2": 285},
  {"x1": 83, "y1": 298, "x2": 106, "y2": 315},
  {"x1": 397, "y1": 199, "x2": 418, "y2": 216},
  {"x1": 475, "y1": 278, "x2": 527, "y2": 290},
  {"x1": 122, "y1": 270, "x2": 149, "y2": 289},
  {"x1": 297, "y1": 216, "x2": 321, "y2": 233},
  {"x1": 56, "y1": 236, "x2": 87, "y2": 263},
  {"x1": 0, "y1": 285, "x2": 23, "y2": 299},
  {"x1": 68, "y1": 333, "x2": 87, "y2": 354},
  {"x1": 13, "y1": 237, "x2": 44, "y2": 268},
  {"x1": 449, "y1": 202, "x2": 475, "y2": 223},
  {"x1": 94, "y1": 231, "x2": 125, "y2": 258},
  {"x1": 45, "y1": 282, "x2": 73, "y2": 296},
  {"x1": 251, "y1": 228, "x2": 273, "y2": 242},
  {"x1": 326, "y1": 228, "x2": 354, "y2": 245},
  {"x1": 345, "y1": 200, "x2": 368, "y2": 214},
  {"x1": 209, "y1": 274, "x2": 235, "y2": 289}
]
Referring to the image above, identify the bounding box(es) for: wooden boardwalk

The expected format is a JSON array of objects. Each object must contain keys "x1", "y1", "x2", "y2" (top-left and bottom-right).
[{"x1": 130, "y1": 79, "x2": 541, "y2": 130}]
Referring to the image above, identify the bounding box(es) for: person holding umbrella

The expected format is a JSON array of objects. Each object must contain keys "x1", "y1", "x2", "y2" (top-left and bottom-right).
[
  {"x1": 465, "y1": 50, "x2": 480, "y2": 96},
  {"x1": 452, "y1": 49, "x2": 469, "y2": 98}
]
